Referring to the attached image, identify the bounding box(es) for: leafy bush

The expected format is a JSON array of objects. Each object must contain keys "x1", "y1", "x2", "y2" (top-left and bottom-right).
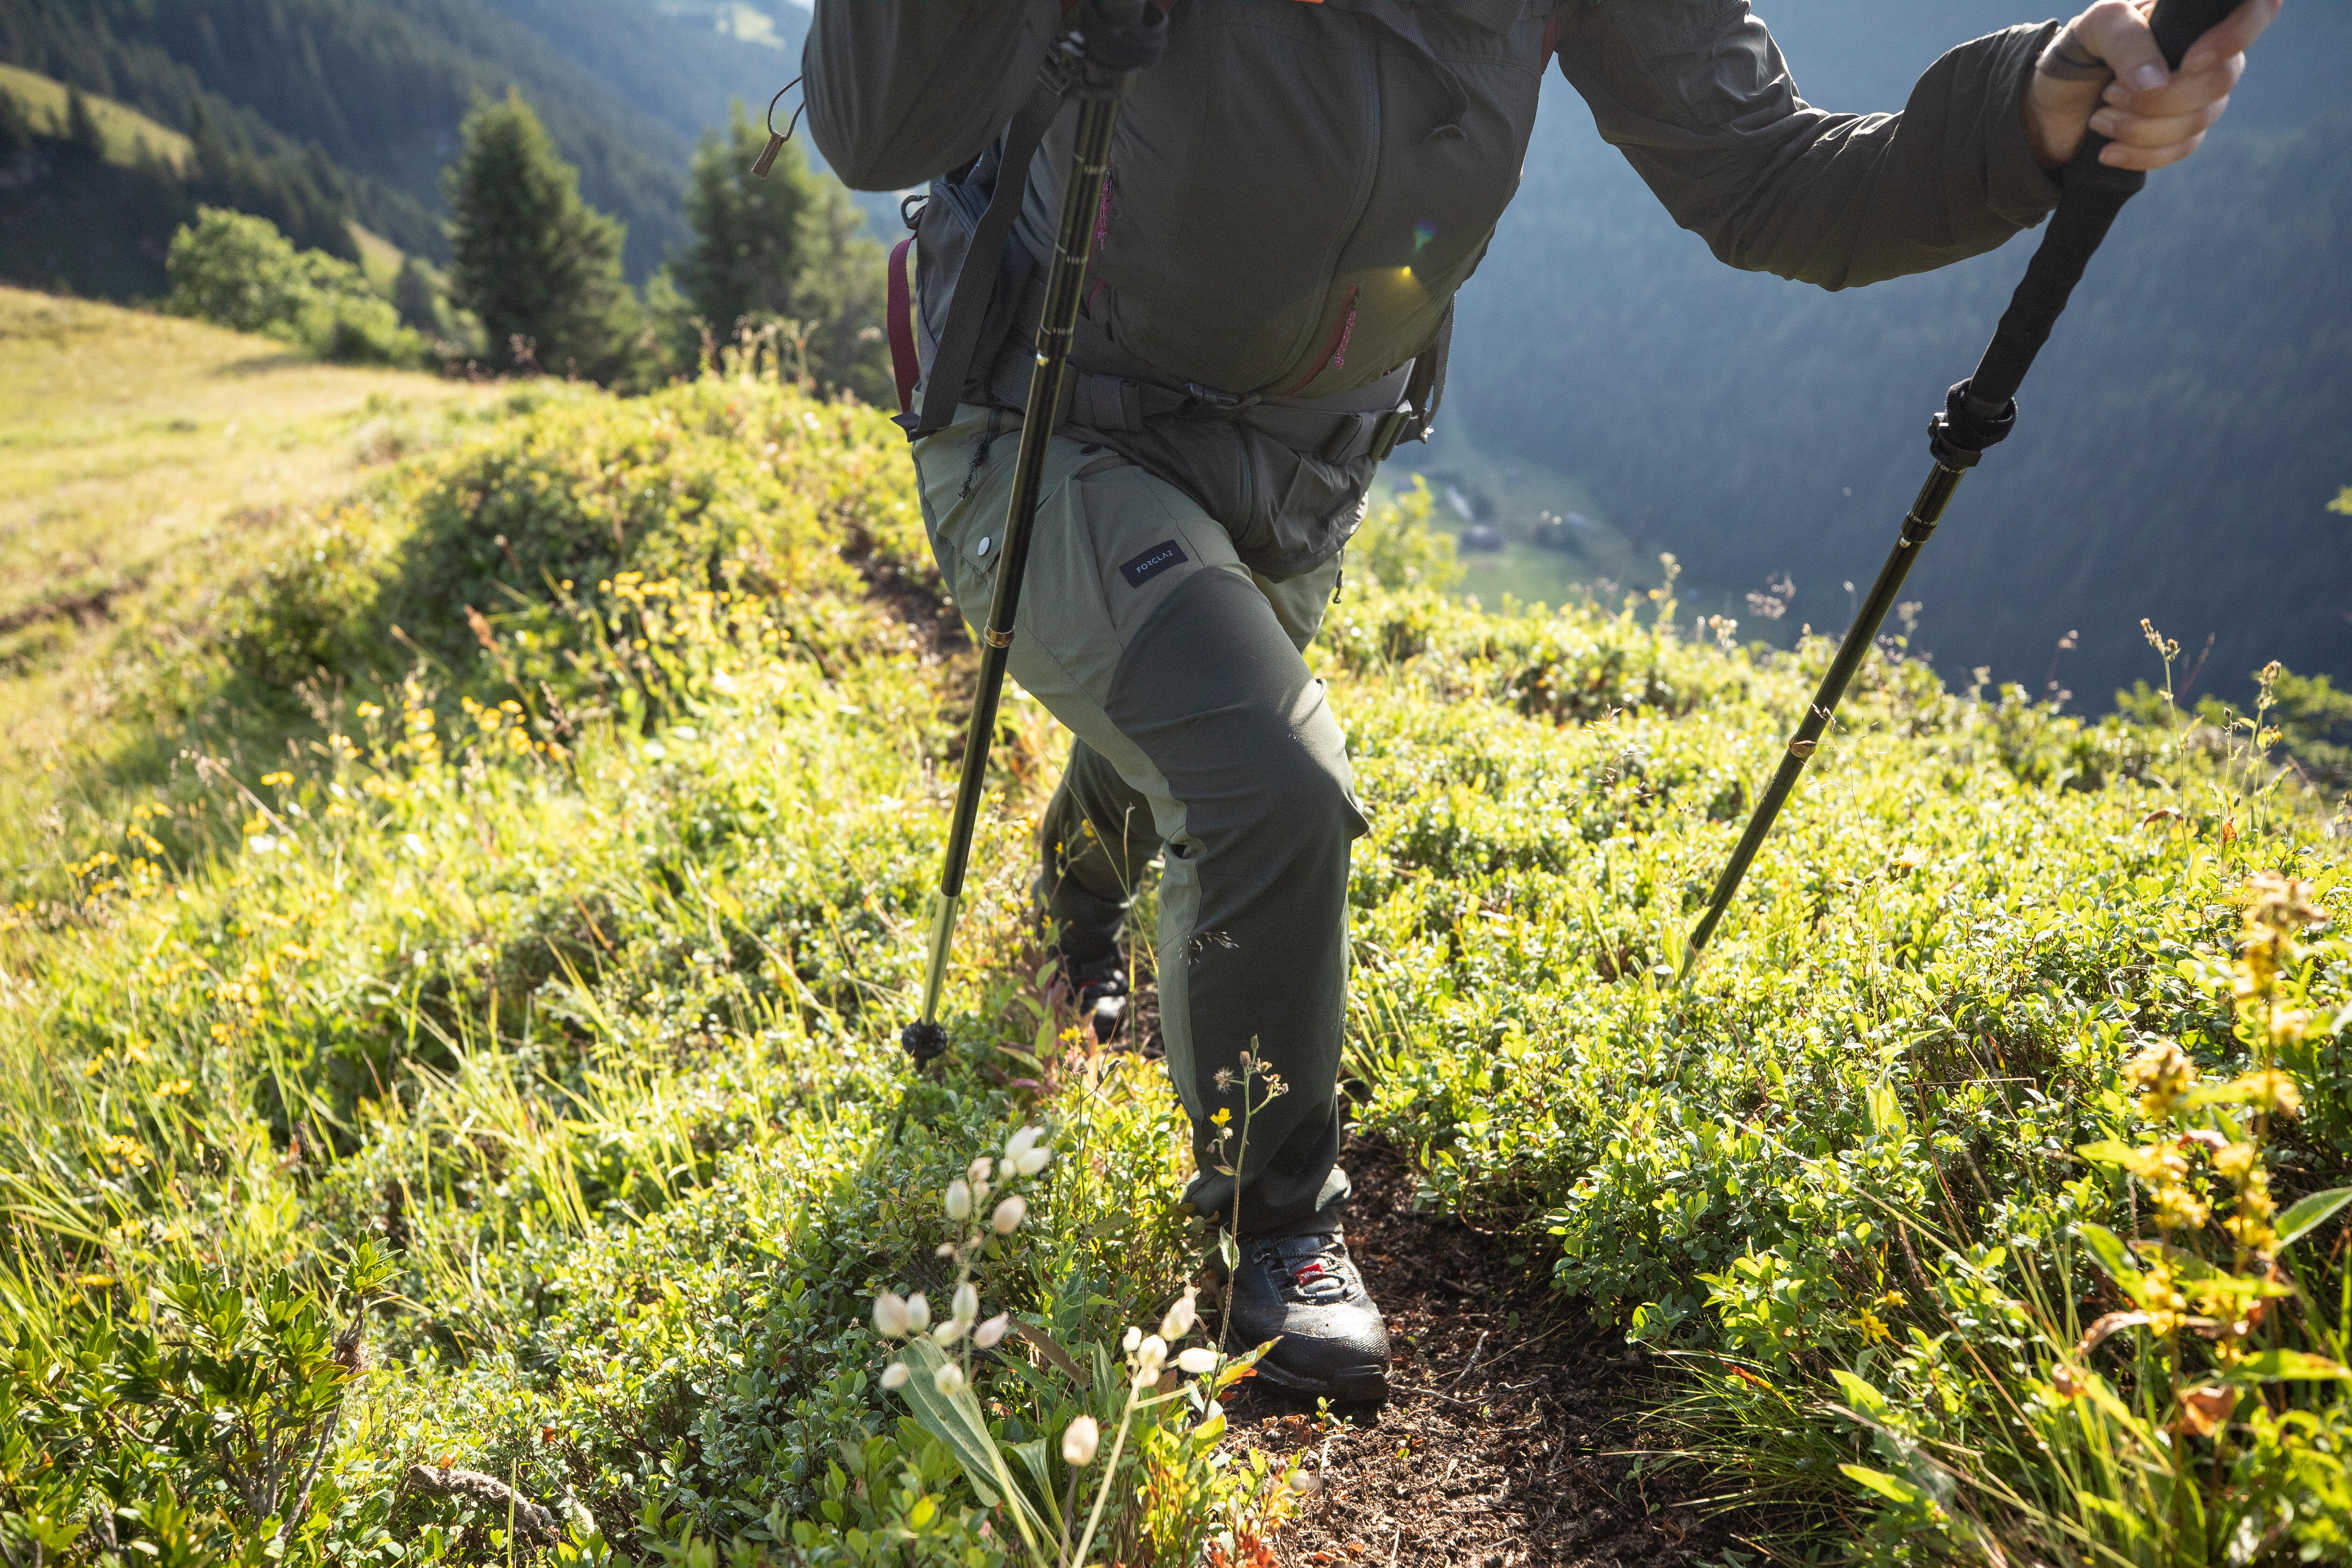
[
  {"x1": 1332, "y1": 537, "x2": 2351, "y2": 1554},
  {"x1": 166, "y1": 206, "x2": 421, "y2": 365}
]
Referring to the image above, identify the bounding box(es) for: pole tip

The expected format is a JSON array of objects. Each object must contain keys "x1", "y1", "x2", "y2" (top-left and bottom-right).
[{"x1": 900, "y1": 1021, "x2": 949, "y2": 1064}]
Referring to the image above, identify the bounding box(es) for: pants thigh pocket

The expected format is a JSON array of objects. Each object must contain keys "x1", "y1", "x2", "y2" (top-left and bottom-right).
[{"x1": 913, "y1": 412, "x2": 1014, "y2": 628}]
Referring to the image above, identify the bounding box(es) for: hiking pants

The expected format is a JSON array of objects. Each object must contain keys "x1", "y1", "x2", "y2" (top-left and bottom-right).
[{"x1": 913, "y1": 406, "x2": 1364, "y2": 1238}]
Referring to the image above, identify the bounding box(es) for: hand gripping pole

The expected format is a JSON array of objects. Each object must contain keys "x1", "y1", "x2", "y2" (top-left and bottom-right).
[
  {"x1": 1681, "y1": 0, "x2": 2241, "y2": 981},
  {"x1": 901, "y1": 1, "x2": 1166, "y2": 1065}
]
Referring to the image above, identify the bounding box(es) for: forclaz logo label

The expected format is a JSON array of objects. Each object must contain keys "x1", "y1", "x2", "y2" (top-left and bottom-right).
[{"x1": 1119, "y1": 539, "x2": 1188, "y2": 588}]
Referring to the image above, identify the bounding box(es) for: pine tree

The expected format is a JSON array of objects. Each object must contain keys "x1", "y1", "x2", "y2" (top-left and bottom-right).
[
  {"x1": 444, "y1": 89, "x2": 636, "y2": 381},
  {"x1": 392, "y1": 254, "x2": 449, "y2": 340},
  {"x1": 65, "y1": 89, "x2": 105, "y2": 160},
  {"x1": 0, "y1": 88, "x2": 32, "y2": 156},
  {"x1": 672, "y1": 103, "x2": 887, "y2": 402}
]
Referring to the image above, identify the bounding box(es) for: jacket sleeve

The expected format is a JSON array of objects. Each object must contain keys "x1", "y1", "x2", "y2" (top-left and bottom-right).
[
  {"x1": 1555, "y1": 0, "x2": 2064, "y2": 290},
  {"x1": 803, "y1": 0, "x2": 1061, "y2": 191}
]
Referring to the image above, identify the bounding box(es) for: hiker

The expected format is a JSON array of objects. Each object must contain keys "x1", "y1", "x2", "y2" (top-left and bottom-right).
[{"x1": 804, "y1": 0, "x2": 2276, "y2": 1402}]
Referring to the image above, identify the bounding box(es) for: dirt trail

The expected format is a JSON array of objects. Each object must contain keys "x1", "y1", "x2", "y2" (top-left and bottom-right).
[{"x1": 1224, "y1": 1141, "x2": 1749, "y2": 1567}]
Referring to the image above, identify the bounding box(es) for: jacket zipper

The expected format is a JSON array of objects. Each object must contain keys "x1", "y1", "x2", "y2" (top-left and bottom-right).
[{"x1": 1278, "y1": 284, "x2": 1359, "y2": 398}]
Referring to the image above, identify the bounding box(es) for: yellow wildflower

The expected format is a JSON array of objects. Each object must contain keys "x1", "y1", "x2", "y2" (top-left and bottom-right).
[{"x1": 2124, "y1": 1040, "x2": 2197, "y2": 1120}]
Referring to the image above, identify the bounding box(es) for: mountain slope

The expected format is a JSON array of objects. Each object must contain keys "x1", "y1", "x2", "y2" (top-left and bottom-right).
[
  {"x1": 1449, "y1": 0, "x2": 2352, "y2": 710},
  {"x1": 0, "y1": 0, "x2": 794, "y2": 279}
]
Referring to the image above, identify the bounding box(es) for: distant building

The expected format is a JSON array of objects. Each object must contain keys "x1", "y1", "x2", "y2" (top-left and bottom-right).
[{"x1": 1530, "y1": 510, "x2": 1594, "y2": 553}]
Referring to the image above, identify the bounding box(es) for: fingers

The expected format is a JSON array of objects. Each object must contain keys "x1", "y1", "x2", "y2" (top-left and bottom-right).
[
  {"x1": 2090, "y1": 97, "x2": 2226, "y2": 169},
  {"x1": 2073, "y1": 0, "x2": 2168, "y2": 94},
  {"x1": 2100, "y1": 130, "x2": 2204, "y2": 172},
  {"x1": 2102, "y1": 37, "x2": 2244, "y2": 116},
  {"x1": 2182, "y1": 0, "x2": 2283, "y2": 75},
  {"x1": 2030, "y1": 0, "x2": 2276, "y2": 170},
  {"x1": 2094, "y1": 40, "x2": 2241, "y2": 164}
]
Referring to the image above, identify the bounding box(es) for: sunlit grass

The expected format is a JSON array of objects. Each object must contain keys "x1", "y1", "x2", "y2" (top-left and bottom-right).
[
  {"x1": 0, "y1": 63, "x2": 192, "y2": 169},
  {"x1": 0, "y1": 286, "x2": 499, "y2": 765}
]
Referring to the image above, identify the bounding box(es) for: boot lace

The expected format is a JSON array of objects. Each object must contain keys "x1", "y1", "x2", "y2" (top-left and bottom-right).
[{"x1": 1254, "y1": 1235, "x2": 1352, "y2": 1305}]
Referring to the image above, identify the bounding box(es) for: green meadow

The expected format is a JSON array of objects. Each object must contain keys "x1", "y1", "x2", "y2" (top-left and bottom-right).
[{"x1": 3, "y1": 289, "x2": 2348, "y2": 1566}]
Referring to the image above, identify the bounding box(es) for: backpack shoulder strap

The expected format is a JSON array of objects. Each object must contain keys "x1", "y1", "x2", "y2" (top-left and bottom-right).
[{"x1": 912, "y1": 78, "x2": 1066, "y2": 438}]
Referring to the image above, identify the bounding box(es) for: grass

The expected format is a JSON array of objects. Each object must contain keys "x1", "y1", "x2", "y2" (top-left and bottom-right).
[
  {"x1": 349, "y1": 226, "x2": 408, "y2": 296},
  {"x1": 1381, "y1": 413, "x2": 1652, "y2": 610},
  {"x1": 1, "y1": 297, "x2": 2347, "y2": 1564},
  {"x1": 0, "y1": 288, "x2": 497, "y2": 764},
  {"x1": 0, "y1": 64, "x2": 192, "y2": 170}
]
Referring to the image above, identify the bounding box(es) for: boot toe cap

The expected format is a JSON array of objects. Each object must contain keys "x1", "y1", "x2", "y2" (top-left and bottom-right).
[{"x1": 1233, "y1": 1303, "x2": 1390, "y2": 1401}]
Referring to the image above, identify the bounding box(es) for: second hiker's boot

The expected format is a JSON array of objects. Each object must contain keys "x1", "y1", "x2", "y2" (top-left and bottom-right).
[
  {"x1": 1219, "y1": 1230, "x2": 1389, "y2": 1403},
  {"x1": 1045, "y1": 949, "x2": 1129, "y2": 1044}
]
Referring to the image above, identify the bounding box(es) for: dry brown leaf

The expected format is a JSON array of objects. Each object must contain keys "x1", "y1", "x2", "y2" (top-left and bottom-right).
[{"x1": 2077, "y1": 1310, "x2": 2152, "y2": 1355}]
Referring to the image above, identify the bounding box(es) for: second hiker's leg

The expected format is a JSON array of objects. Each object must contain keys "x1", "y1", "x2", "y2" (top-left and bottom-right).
[{"x1": 1036, "y1": 742, "x2": 1156, "y2": 1036}]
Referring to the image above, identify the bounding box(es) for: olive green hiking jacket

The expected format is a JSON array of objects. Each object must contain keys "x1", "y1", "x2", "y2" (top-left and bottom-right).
[{"x1": 806, "y1": 0, "x2": 2063, "y2": 578}]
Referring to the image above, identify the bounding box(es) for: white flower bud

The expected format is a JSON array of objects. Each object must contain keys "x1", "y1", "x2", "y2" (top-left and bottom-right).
[
  {"x1": 1133, "y1": 1334, "x2": 1167, "y2": 1377},
  {"x1": 873, "y1": 1292, "x2": 910, "y2": 1338},
  {"x1": 934, "y1": 1362, "x2": 966, "y2": 1396},
  {"x1": 904, "y1": 1293, "x2": 931, "y2": 1333},
  {"x1": 953, "y1": 1282, "x2": 979, "y2": 1325},
  {"x1": 968, "y1": 1155, "x2": 994, "y2": 1185},
  {"x1": 936, "y1": 1242, "x2": 958, "y2": 1259},
  {"x1": 1006, "y1": 1126, "x2": 1042, "y2": 1162},
  {"x1": 1061, "y1": 1415, "x2": 1100, "y2": 1467},
  {"x1": 1013, "y1": 1145, "x2": 1051, "y2": 1177},
  {"x1": 944, "y1": 1179, "x2": 972, "y2": 1221},
  {"x1": 1122, "y1": 1326, "x2": 1142, "y2": 1354},
  {"x1": 1177, "y1": 1346, "x2": 1217, "y2": 1375},
  {"x1": 1159, "y1": 1288, "x2": 1199, "y2": 1342},
  {"x1": 1287, "y1": 1468, "x2": 1323, "y2": 1496},
  {"x1": 880, "y1": 1361, "x2": 911, "y2": 1390},
  {"x1": 991, "y1": 1195, "x2": 1027, "y2": 1234},
  {"x1": 973, "y1": 1312, "x2": 1010, "y2": 1350},
  {"x1": 933, "y1": 1318, "x2": 966, "y2": 1346}
]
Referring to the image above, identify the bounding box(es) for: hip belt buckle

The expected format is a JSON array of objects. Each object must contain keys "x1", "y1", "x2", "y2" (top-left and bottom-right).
[
  {"x1": 1366, "y1": 407, "x2": 1416, "y2": 463},
  {"x1": 1180, "y1": 382, "x2": 1262, "y2": 420}
]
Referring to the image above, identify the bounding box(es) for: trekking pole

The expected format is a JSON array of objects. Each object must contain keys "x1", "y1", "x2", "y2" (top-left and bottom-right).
[
  {"x1": 898, "y1": 0, "x2": 1167, "y2": 1068},
  {"x1": 1680, "y1": 0, "x2": 2242, "y2": 983}
]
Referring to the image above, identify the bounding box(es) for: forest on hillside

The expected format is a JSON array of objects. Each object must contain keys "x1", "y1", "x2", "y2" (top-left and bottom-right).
[
  {"x1": 0, "y1": 0, "x2": 810, "y2": 279},
  {"x1": 1449, "y1": 0, "x2": 2352, "y2": 711}
]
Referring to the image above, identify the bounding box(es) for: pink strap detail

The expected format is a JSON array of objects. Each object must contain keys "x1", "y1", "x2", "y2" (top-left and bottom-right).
[{"x1": 887, "y1": 234, "x2": 920, "y2": 416}]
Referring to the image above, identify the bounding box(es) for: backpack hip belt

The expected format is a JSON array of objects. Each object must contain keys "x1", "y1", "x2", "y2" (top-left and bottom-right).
[{"x1": 980, "y1": 354, "x2": 1427, "y2": 467}]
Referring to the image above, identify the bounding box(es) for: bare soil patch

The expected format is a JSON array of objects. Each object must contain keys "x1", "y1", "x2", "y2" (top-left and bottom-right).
[{"x1": 1225, "y1": 1141, "x2": 1751, "y2": 1568}]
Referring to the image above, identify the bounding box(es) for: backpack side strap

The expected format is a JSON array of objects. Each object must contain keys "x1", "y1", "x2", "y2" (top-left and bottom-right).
[
  {"x1": 912, "y1": 76, "x2": 1068, "y2": 438},
  {"x1": 1368, "y1": 302, "x2": 1452, "y2": 461}
]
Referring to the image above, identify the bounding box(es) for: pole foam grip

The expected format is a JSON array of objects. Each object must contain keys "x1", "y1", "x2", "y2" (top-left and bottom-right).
[
  {"x1": 1966, "y1": 0, "x2": 2248, "y2": 415},
  {"x1": 2151, "y1": 0, "x2": 2242, "y2": 70}
]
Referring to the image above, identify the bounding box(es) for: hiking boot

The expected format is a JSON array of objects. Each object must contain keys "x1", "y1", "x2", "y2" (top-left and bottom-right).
[
  {"x1": 1217, "y1": 1231, "x2": 1389, "y2": 1403},
  {"x1": 1045, "y1": 950, "x2": 1129, "y2": 1044}
]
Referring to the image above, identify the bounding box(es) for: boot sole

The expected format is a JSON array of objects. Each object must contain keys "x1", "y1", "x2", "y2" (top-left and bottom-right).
[{"x1": 1251, "y1": 1356, "x2": 1388, "y2": 1405}]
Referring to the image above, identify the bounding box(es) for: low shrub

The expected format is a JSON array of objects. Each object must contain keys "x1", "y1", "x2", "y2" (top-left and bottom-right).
[{"x1": 166, "y1": 207, "x2": 423, "y2": 366}]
